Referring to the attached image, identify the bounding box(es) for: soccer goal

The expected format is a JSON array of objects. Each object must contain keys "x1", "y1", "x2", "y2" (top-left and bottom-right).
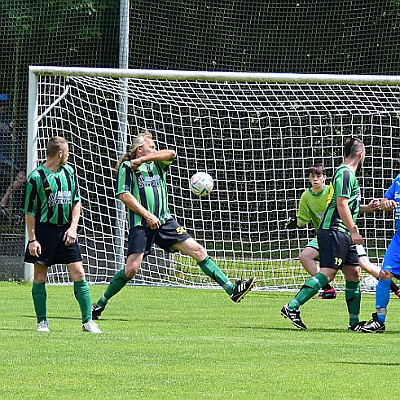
[{"x1": 27, "y1": 66, "x2": 400, "y2": 291}]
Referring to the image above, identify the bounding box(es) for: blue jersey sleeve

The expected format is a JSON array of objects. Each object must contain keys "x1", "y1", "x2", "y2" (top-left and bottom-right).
[
  {"x1": 384, "y1": 174, "x2": 400, "y2": 234},
  {"x1": 384, "y1": 174, "x2": 400, "y2": 200}
]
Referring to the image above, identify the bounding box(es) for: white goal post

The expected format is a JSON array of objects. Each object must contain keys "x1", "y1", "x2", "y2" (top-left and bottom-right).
[{"x1": 26, "y1": 66, "x2": 400, "y2": 291}]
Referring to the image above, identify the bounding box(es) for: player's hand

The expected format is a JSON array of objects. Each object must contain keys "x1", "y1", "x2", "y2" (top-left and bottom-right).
[
  {"x1": 29, "y1": 241, "x2": 41, "y2": 257},
  {"x1": 130, "y1": 158, "x2": 143, "y2": 170},
  {"x1": 63, "y1": 227, "x2": 77, "y2": 246},
  {"x1": 146, "y1": 214, "x2": 161, "y2": 230},
  {"x1": 367, "y1": 199, "x2": 380, "y2": 212},
  {"x1": 380, "y1": 199, "x2": 397, "y2": 211},
  {"x1": 351, "y1": 232, "x2": 363, "y2": 245},
  {"x1": 283, "y1": 217, "x2": 298, "y2": 230},
  {"x1": 350, "y1": 225, "x2": 363, "y2": 244}
]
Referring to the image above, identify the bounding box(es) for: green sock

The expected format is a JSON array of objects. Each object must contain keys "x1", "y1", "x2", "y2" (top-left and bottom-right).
[
  {"x1": 197, "y1": 256, "x2": 234, "y2": 294},
  {"x1": 345, "y1": 280, "x2": 361, "y2": 326},
  {"x1": 74, "y1": 280, "x2": 92, "y2": 323},
  {"x1": 32, "y1": 282, "x2": 47, "y2": 323},
  {"x1": 288, "y1": 272, "x2": 329, "y2": 310},
  {"x1": 99, "y1": 269, "x2": 130, "y2": 307}
]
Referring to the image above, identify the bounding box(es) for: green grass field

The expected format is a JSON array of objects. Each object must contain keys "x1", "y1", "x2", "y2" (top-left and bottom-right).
[{"x1": 1, "y1": 281, "x2": 400, "y2": 400}]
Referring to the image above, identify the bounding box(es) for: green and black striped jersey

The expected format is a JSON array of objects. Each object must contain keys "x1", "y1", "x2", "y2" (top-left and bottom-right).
[
  {"x1": 319, "y1": 164, "x2": 361, "y2": 235},
  {"x1": 24, "y1": 164, "x2": 80, "y2": 225},
  {"x1": 116, "y1": 160, "x2": 172, "y2": 228}
]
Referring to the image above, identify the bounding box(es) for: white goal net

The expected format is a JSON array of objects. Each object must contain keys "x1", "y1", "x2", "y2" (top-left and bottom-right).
[{"x1": 27, "y1": 67, "x2": 400, "y2": 291}]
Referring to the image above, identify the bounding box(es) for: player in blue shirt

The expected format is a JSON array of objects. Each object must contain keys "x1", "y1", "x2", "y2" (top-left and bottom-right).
[{"x1": 362, "y1": 154, "x2": 400, "y2": 332}]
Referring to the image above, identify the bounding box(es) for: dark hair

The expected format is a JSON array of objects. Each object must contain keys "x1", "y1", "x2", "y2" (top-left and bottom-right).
[
  {"x1": 307, "y1": 163, "x2": 325, "y2": 176},
  {"x1": 344, "y1": 137, "x2": 364, "y2": 158}
]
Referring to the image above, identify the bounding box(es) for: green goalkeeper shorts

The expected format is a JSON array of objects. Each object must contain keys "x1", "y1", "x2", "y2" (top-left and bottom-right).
[{"x1": 306, "y1": 237, "x2": 319, "y2": 251}]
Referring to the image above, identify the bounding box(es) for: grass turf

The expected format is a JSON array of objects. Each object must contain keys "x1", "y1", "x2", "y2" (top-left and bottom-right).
[{"x1": 1, "y1": 281, "x2": 400, "y2": 399}]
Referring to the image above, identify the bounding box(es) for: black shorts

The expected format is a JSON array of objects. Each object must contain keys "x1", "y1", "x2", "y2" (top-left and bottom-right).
[
  {"x1": 24, "y1": 223, "x2": 82, "y2": 267},
  {"x1": 317, "y1": 229, "x2": 359, "y2": 270},
  {"x1": 127, "y1": 218, "x2": 192, "y2": 258}
]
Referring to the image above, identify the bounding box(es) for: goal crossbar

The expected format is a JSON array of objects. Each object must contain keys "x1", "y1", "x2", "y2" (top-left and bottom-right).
[{"x1": 29, "y1": 65, "x2": 400, "y2": 85}]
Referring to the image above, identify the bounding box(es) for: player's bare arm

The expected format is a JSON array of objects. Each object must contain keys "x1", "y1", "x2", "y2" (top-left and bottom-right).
[
  {"x1": 119, "y1": 191, "x2": 161, "y2": 229},
  {"x1": 380, "y1": 197, "x2": 397, "y2": 211},
  {"x1": 337, "y1": 196, "x2": 363, "y2": 244},
  {"x1": 25, "y1": 213, "x2": 41, "y2": 257},
  {"x1": 130, "y1": 149, "x2": 176, "y2": 170},
  {"x1": 359, "y1": 199, "x2": 380, "y2": 213}
]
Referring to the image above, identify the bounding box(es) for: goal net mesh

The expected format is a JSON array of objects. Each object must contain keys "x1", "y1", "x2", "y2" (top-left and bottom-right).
[{"x1": 33, "y1": 71, "x2": 400, "y2": 291}]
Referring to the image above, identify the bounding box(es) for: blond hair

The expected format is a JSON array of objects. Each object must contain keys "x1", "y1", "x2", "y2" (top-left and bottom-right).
[
  {"x1": 116, "y1": 129, "x2": 152, "y2": 170},
  {"x1": 47, "y1": 136, "x2": 68, "y2": 157}
]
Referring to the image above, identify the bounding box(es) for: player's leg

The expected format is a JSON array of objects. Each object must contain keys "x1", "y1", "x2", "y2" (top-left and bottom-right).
[
  {"x1": 25, "y1": 223, "x2": 57, "y2": 332},
  {"x1": 281, "y1": 269, "x2": 333, "y2": 330},
  {"x1": 57, "y1": 230, "x2": 90, "y2": 324},
  {"x1": 172, "y1": 237, "x2": 236, "y2": 294},
  {"x1": 299, "y1": 239, "x2": 336, "y2": 299},
  {"x1": 290, "y1": 267, "x2": 334, "y2": 309},
  {"x1": 156, "y1": 218, "x2": 255, "y2": 301},
  {"x1": 363, "y1": 236, "x2": 400, "y2": 332},
  {"x1": 59, "y1": 232, "x2": 102, "y2": 334},
  {"x1": 281, "y1": 229, "x2": 344, "y2": 329},
  {"x1": 173, "y1": 239, "x2": 255, "y2": 302},
  {"x1": 362, "y1": 269, "x2": 393, "y2": 333},
  {"x1": 104, "y1": 252, "x2": 142, "y2": 302},
  {"x1": 92, "y1": 252, "x2": 143, "y2": 320},
  {"x1": 32, "y1": 262, "x2": 49, "y2": 332},
  {"x1": 173, "y1": 238, "x2": 232, "y2": 285},
  {"x1": 342, "y1": 256, "x2": 363, "y2": 330},
  {"x1": 358, "y1": 252, "x2": 400, "y2": 298},
  {"x1": 298, "y1": 244, "x2": 320, "y2": 276},
  {"x1": 376, "y1": 269, "x2": 393, "y2": 322},
  {"x1": 93, "y1": 227, "x2": 152, "y2": 319},
  {"x1": 67, "y1": 261, "x2": 92, "y2": 323}
]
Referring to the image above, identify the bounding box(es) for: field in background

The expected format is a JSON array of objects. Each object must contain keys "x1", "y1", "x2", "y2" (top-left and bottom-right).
[{"x1": 1, "y1": 281, "x2": 400, "y2": 399}]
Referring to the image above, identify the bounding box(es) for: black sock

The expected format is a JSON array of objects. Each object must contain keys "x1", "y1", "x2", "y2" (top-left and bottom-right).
[
  {"x1": 390, "y1": 281, "x2": 399, "y2": 294},
  {"x1": 321, "y1": 283, "x2": 332, "y2": 291}
]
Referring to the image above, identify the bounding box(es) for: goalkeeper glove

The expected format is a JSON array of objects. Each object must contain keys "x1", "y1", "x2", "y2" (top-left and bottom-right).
[{"x1": 284, "y1": 217, "x2": 298, "y2": 230}]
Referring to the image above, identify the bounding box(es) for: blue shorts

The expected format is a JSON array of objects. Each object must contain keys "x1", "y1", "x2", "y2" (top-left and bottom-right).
[
  {"x1": 127, "y1": 218, "x2": 192, "y2": 258},
  {"x1": 381, "y1": 233, "x2": 400, "y2": 278}
]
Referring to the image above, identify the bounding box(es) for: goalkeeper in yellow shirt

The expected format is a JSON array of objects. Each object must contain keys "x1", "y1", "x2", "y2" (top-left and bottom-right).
[{"x1": 285, "y1": 163, "x2": 400, "y2": 299}]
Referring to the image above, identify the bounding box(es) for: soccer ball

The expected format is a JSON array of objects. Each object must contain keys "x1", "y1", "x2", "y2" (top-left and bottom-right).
[
  {"x1": 190, "y1": 172, "x2": 214, "y2": 197},
  {"x1": 362, "y1": 275, "x2": 379, "y2": 291}
]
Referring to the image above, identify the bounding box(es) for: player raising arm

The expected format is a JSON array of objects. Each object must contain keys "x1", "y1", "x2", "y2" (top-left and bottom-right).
[{"x1": 92, "y1": 130, "x2": 255, "y2": 320}]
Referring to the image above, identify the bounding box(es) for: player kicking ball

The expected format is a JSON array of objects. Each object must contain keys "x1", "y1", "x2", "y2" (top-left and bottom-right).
[{"x1": 92, "y1": 130, "x2": 255, "y2": 320}]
